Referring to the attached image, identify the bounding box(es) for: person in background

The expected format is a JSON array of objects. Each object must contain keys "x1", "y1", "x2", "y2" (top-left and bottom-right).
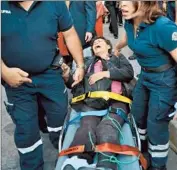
[
  {"x1": 1, "y1": 1, "x2": 84, "y2": 169},
  {"x1": 116, "y1": 1, "x2": 123, "y2": 26},
  {"x1": 58, "y1": 1, "x2": 96, "y2": 70},
  {"x1": 115, "y1": 1, "x2": 177, "y2": 170},
  {"x1": 166, "y1": 1, "x2": 177, "y2": 24},
  {"x1": 95, "y1": 1, "x2": 108, "y2": 37},
  {"x1": 105, "y1": 1, "x2": 118, "y2": 39}
]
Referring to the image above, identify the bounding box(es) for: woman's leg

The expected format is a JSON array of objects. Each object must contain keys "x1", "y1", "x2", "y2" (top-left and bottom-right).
[
  {"x1": 96, "y1": 102, "x2": 129, "y2": 170},
  {"x1": 69, "y1": 116, "x2": 101, "y2": 164}
]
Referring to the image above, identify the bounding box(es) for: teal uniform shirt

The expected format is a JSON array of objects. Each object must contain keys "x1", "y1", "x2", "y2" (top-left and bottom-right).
[
  {"x1": 1, "y1": 1, "x2": 73, "y2": 73},
  {"x1": 124, "y1": 16, "x2": 177, "y2": 68}
]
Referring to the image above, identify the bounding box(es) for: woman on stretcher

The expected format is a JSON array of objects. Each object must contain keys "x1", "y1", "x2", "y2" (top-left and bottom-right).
[{"x1": 61, "y1": 37, "x2": 134, "y2": 170}]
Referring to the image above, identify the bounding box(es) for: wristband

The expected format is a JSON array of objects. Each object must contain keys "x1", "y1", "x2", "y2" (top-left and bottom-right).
[{"x1": 76, "y1": 64, "x2": 85, "y2": 69}]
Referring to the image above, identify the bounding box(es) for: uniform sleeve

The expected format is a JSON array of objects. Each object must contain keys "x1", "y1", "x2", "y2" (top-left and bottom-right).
[
  {"x1": 84, "y1": 1, "x2": 97, "y2": 33},
  {"x1": 107, "y1": 55, "x2": 134, "y2": 82},
  {"x1": 55, "y1": 2, "x2": 73, "y2": 32},
  {"x1": 156, "y1": 19, "x2": 177, "y2": 52}
]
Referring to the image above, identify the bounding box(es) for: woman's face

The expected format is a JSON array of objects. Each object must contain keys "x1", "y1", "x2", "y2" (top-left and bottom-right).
[
  {"x1": 92, "y1": 39, "x2": 110, "y2": 57},
  {"x1": 120, "y1": 1, "x2": 137, "y2": 20}
]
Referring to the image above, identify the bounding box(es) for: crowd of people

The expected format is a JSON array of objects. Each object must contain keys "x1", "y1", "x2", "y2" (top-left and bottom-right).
[{"x1": 1, "y1": 1, "x2": 177, "y2": 170}]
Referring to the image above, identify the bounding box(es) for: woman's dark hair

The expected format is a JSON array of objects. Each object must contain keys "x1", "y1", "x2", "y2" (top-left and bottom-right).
[
  {"x1": 133, "y1": 1, "x2": 165, "y2": 23},
  {"x1": 90, "y1": 36, "x2": 113, "y2": 55}
]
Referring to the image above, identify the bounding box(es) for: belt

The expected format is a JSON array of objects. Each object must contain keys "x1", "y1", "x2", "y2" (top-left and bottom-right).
[{"x1": 141, "y1": 64, "x2": 173, "y2": 73}]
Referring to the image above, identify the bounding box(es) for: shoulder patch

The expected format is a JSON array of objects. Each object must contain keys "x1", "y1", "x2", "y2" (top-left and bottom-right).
[{"x1": 172, "y1": 32, "x2": 177, "y2": 41}]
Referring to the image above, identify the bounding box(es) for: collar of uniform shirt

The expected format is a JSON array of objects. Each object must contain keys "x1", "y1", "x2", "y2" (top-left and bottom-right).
[{"x1": 127, "y1": 20, "x2": 149, "y2": 29}]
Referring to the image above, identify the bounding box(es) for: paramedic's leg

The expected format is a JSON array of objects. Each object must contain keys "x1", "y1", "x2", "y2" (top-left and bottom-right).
[
  {"x1": 4, "y1": 85, "x2": 43, "y2": 170},
  {"x1": 130, "y1": 74, "x2": 149, "y2": 153},
  {"x1": 147, "y1": 70, "x2": 177, "y2": 168},
  {"x1": 39, "y1": 68, "x2": 68, "y2": 149}
]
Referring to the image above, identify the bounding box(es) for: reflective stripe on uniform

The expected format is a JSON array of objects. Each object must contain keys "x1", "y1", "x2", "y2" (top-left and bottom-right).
[
  {"x1": 139, "y1": 134, "x2": 147, "y2": 141},
  {"x1": 138, "y1": 128, "x2": 147, "y2": 135},
  {"x1": 47, "y1": 126, "x2": 62, "y2": 132},
  {"x1": 148, "y1": 149, "x2": 169, "y2": 158},
  {"x1": 148, "y1": 142, "x2": 169, "y2": 151},
  {"x1": 63, "y1": 87, "x2": 67, "y2": 94},
  {"x1": 148, "y1": 142, "x2": 169, "y2": 158},
  {"x1": 18, "y1": 139, "x2": 42, "y2": 154},
  {"x1": 138, "y1": 128, "x2": 147, "y2": 141}
]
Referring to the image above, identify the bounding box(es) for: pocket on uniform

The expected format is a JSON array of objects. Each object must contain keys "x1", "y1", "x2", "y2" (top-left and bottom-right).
[
  {"x1": 4, "y1": 101, "x2": 16, "y2": 123},
  {"x1": 162, "y1": 67, "x2": 177, "y2": 88},
  {"x1": 156, "y1": 97, "x2": 174, "y2": 121}
]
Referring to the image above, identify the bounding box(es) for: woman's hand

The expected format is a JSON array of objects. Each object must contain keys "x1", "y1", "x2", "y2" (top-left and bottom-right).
[{"x1": 89, "y1": 71, "x2": 110, "y2": 85}]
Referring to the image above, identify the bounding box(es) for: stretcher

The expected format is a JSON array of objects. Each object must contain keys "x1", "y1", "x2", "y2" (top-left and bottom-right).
[{"x1": 55, "y1": 105, "x2": 146, "y2": 170}]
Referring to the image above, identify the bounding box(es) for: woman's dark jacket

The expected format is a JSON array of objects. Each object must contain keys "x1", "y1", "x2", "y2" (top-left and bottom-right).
[{"x1": 66, "y1": 53, "x2": 134, "y2": 95}]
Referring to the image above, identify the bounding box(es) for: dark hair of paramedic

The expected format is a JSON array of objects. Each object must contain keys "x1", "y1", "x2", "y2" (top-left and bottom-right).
[{"x1": 115, "y1": 1, "x2": 177, "y2": 170}]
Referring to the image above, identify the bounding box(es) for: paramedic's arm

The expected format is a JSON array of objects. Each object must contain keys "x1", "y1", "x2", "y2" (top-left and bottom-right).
[
  {"x1": 63, "y1": 26, "x2": 84, "y2": 86},
  {"x1": 1, "y1": 59, "x2": 32, "y2": 87},
  {"x1": 170, "y1": 48, "x2": 177, "y2": 63},
  {"x1": 114, "y1": 32, "x2": 127, "y2": 56}
]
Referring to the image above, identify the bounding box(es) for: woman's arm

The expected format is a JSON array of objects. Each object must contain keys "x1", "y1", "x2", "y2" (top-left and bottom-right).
[{"x1": 107, "y1": 54, "x2": 134, "y2": 82}]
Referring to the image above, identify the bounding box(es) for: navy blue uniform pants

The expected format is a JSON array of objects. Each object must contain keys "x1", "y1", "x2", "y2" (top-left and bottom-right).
[
  {"x1": 131, "y1": 67, "x2": 177, "y2": 168},
  {"x1": 3, "y1": 68, "x2": 68, "y2": 170}
]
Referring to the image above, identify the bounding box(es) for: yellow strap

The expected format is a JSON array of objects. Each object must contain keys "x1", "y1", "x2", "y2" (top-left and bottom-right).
[
  {"x1": 71, "y1": 94, "x2": 87, "y2": 103},
  {"x1": 71, "y1": 91, "x2": 132, "y2": 104}
]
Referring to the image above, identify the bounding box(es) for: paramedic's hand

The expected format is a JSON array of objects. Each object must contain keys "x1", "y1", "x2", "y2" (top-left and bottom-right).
[
  {"x1": 2, "y1": 67, "x2": 32, "y2": 88},
  {"x1": 173, "y1": 112, "x2": 177, "y2": 121},
  {"x1": 72, "y1": 68, "x2": 84, "y2": 87},
  {"x1": 61, "y1": 63, "x2": 70, "y2": 82},
  {"x1": 85, "y1": 32, "x2": 93, "y2": 43},
  {"x1": 89, "y1": 71, "x2": 110, "y2": 85}
]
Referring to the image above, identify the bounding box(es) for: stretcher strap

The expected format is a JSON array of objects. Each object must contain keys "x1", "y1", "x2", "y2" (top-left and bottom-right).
[
  {"x1": 59, "y1": 143, "x2": 147, "y2": 170},
  {"x1": 95, "y1": 143, "x2": 147, "y2": 170},
  {"x1": 71, "y1": 91, "x2": 132, "y2": 104},
  {"x1": 109, "y1": 107, "x2": 129, "y2": 123},
  {"x1": 59, "y1": 145, "x2": 85, "y2": 156}
]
